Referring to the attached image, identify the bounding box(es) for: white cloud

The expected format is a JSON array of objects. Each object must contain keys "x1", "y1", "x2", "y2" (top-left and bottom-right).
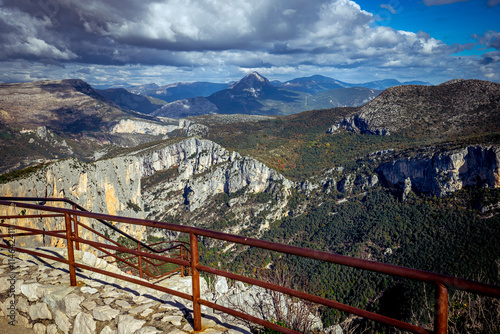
[{"x1": 0, "y1": 0, "x2": 497, "y2": 85}]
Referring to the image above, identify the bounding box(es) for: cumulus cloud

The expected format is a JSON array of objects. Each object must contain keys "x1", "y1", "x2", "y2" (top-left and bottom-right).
[
  {"x1": 0, "y1": 0, "x2": 496, "y2": 85},
  {"x1": 0, "y1": 0, "x2": 449, "y2": 66}
]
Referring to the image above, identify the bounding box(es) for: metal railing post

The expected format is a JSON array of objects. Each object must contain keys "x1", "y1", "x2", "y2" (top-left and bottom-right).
[
  {"x1": 190, "y1": 232, "x2": 202, "y2": 331},
  {"x1": 434, "y1": 283, "x2": 449, "y2": 334},
  {"x1": 72, "y1": 205, "x2": 80, "y2": 251},
  {"x1": 180, "y1": 246, "x2": 185, "y2": 278},
  {"x1": 64, "y1": 213, "x2": 77, "y2": 286},
  {"x1": 138, "y1": 243, "x2": 143, "y2": 279}
]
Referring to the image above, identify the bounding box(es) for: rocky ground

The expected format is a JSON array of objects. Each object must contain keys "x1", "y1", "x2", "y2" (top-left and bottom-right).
[{"x1": 0, "y1": 248, "x2": 251, "y2": 334}]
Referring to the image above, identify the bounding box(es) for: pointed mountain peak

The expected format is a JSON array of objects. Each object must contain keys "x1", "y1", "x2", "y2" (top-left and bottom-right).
[{"x1": 230, "y1": 72, "x2": 272, "y2": 90}]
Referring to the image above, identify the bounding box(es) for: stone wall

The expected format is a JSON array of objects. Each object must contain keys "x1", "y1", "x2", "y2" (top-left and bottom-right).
[{"x1": 0, "y1": 248, "x2": 249, "y2": 334}]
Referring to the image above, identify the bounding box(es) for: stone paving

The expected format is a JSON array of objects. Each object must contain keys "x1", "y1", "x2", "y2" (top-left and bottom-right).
[{"x1": 0, "y1": 247, "x2": 251, "y2": 334}]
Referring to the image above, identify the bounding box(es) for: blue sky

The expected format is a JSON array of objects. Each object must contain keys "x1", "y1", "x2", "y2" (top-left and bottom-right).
[{"x1": 0, "y1": 0, "x2": 498, "y2": 86}]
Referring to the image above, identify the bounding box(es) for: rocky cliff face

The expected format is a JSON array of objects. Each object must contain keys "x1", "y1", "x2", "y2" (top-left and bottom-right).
[
  {"x1": 0, "y1": 156, "x2": 144, "y2": 249},
  {"x1": 134, "y1": 137, "x2": 293, "y2": 236},
  {"x1": 111, "y1": 119, "x2": 208, "y2": 138},
  {"x1": 378, "y1": 145, "x2": 500, "y2": 197}
]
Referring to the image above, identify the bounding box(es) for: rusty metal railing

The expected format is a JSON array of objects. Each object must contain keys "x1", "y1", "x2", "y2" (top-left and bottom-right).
[
  {"x1": 1, "y1": 197, "x2": 499, "y2": 334},
  {"x1": 0, "y1": 197, "x2": 190, "y2": 281}
]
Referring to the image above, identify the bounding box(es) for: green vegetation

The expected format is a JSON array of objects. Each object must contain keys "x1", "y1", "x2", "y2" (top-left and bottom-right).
[
  {"x1": 0, "y1": 162, "x2": 49, "y2": 184},
  {"x1": 205, "y1": 107, "x2": 497, "y2": 181},
  {"x1": 200, "y1": 187, "x2": 500, "y2": 330}
]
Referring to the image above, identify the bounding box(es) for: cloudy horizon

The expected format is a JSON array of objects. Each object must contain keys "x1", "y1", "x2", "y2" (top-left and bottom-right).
[{"x1": 0, "y1": 0, "x2": 498, "y2": 87}]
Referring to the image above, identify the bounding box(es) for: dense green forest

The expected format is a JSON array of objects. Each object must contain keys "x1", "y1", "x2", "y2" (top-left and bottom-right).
[{"x1": 197, "y1": 187, "x2": 500, "y2": 332}]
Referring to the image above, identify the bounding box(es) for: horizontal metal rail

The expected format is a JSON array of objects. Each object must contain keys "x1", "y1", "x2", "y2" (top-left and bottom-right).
[{"x1": 1, "y1": 198, "x2": 499, "y2": 334}]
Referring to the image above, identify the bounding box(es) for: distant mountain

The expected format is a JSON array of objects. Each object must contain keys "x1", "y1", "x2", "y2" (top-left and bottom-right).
[
  {"x1": 127, "y1": 82, "x2": 230, "y2": 102},
  {"x1": 206, "y1": 72, "x2": 300, "y2": 115},
  {"x1": 276, "y1": 75, "x2": 351, "y2": 94},
  {"x1": 153, "y1": 97, "x2": 219, "y2": 118},
  {"x1": 329, "y1": 79, "x2": 500, "y2": 137},
  {"x1": 306, "y1": 87, "x2": 382, "y2": 108},
  {"x1": 157, "y1": 73, "x2": 386, "y2": 118},
  {"x1": 97, "y1": 88, "x2": 165, "y2": 114},
  {"x1": 277, "y1": 75, "x2": 432, "y2": 93},
  {"x1": 353, "y1": 79, "x2": 432, "y2": 90}
]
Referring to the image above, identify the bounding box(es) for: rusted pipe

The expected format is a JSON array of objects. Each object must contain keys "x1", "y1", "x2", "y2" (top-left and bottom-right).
[
  {"x1": 64, "y1": 213, "x2": 77, "y2": 286},
  {"x1": 190, "y1": 232, "x2": 202, "y2": 331},
  {"x1": 72, "y1": 205, "x2": 80, "y2": 251},
  {"x1": 434, "y1": 283, "x2": 449, "y2": 334}
]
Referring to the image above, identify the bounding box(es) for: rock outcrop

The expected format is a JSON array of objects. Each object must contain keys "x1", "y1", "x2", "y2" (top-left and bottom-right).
[
  {"x1": 0, "y1": 156, "x2": 144, "y2": 249},
  {"x1": 111, "y1": 120, "x2": 179, "y2": 136},
  {"x1": 136, "y1": 137, "x2": 293, "y2": 234},
  {"x1": 378, "y1": 145, "x2": 500, "y2": 197}
]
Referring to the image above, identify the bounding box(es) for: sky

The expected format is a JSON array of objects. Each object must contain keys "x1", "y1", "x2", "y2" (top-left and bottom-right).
[{"x1": 0, "y1": 0, "x2": 499, "y2": 87}]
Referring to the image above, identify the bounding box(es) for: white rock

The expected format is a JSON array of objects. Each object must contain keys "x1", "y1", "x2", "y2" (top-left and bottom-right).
[
  {"x1": 141, "y1": 309, "x2": 154, "y2": 317},
  {"x1": 161, "y1": 315, "x2": 183, "y2": 326},
  {"x1": 117, "y1": 315, "x2": 145, "y2": 334},
  {"x1": 100, "y1": 326, "x2": 117, "y2": 334},
  {"x1": 81, "y1": 252, "x2": 97, "y2": 267},
  {"x1": 128, "y1": 303, "x2": 157, "y2": 315},
  {"x1": 115, "y1": 300, "x2": 131, "y2": 309},
  {"x1": 21, "y1": 282, "x2": 41, "y2": 301},
  {"x1": 16, "y1": 296, "x2": 29, "y2": 313},
  {"x1": 54, "y1": 310, "x2": 72, "y2": 334},
  {"x1": 81, "y1": 287, "x2": 98, "y2": 294},
  {"x1": 13, "y1": 279, "x2": 24, "y2": 295},
  {"x1": 65, "y1": 293, "x2": 85, "y2": 318},
  {"x1": 93, "y1": 305, "x2": 120, "y2": 321},
  {"x1": 42, "y1": 286, "x2": 74, "y2": 313},
  {"x1": 29, "y1": 302, "x2": 53, "y2": 320},
  {"x1": 33, "y1": 323, "x2": 47, "y2": 334},
  {"x1": 47, "y1": 324, "x2": 58, "y2": 334},
  {"x1": 81, "y1": 300, "x2": 97, "y2": 311},
  {"x1": 215, "y1": 276, "x2": 228, "y2": 295},
  {"x1": 73, "y1": 312, "x2": 96, "y2": 334},
  {"x1": 94, "y1": 258, "x2": 108, "y2": 270},
  {"x1": 134, "y1": 327, "x2": 162, "y2": 334},
  {"x1": 102, "y1": 290, "x2": 122, "y2": 298}
]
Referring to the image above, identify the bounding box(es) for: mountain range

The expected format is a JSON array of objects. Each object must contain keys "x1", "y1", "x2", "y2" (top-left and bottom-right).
[
  {"x1": 153, "y1": 72, "x2": 384, "y2": 117},
  {"x1": 1, "y1": 75, "x2": 499, "y2": 332},
  {"x1": 103, "y1": 73, "x2": 428, "y2": 117}
]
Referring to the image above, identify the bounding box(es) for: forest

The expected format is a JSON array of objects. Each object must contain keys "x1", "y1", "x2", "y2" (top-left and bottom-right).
[{"x1": 197, "y1": 186, "x2": 500, "y2": 333}]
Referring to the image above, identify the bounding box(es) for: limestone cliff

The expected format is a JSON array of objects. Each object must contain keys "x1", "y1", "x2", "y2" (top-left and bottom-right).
[
  {"x1": 135, "y1": 137, "x2": 293, "y2": 235},
  {"x1": 111, "y1": 119, "x2": 208, "y2": 138},
  {"x1": 0, "y1": 156, "x2": 145, "y2": 249},
  {"x1": 378, "y1": 145, "x2": 500, "y2": 197}
]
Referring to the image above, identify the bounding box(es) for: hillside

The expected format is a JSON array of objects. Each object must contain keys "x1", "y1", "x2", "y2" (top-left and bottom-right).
[
  {"x1": 127, "y1": 81, "x2": 230, "y2": 102},
  {"x1": 329, "y1": 79, "x2": 500, "y2": 138},
  {"x1": 0, "y1": 80, "x2": 184, "y2": 174},
  {"x1": 1, "y1": 77, "x2": 499, "y2": 333},
  {"x1": 96, "y1": 88, "x2": 166, "y2": 114}
]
